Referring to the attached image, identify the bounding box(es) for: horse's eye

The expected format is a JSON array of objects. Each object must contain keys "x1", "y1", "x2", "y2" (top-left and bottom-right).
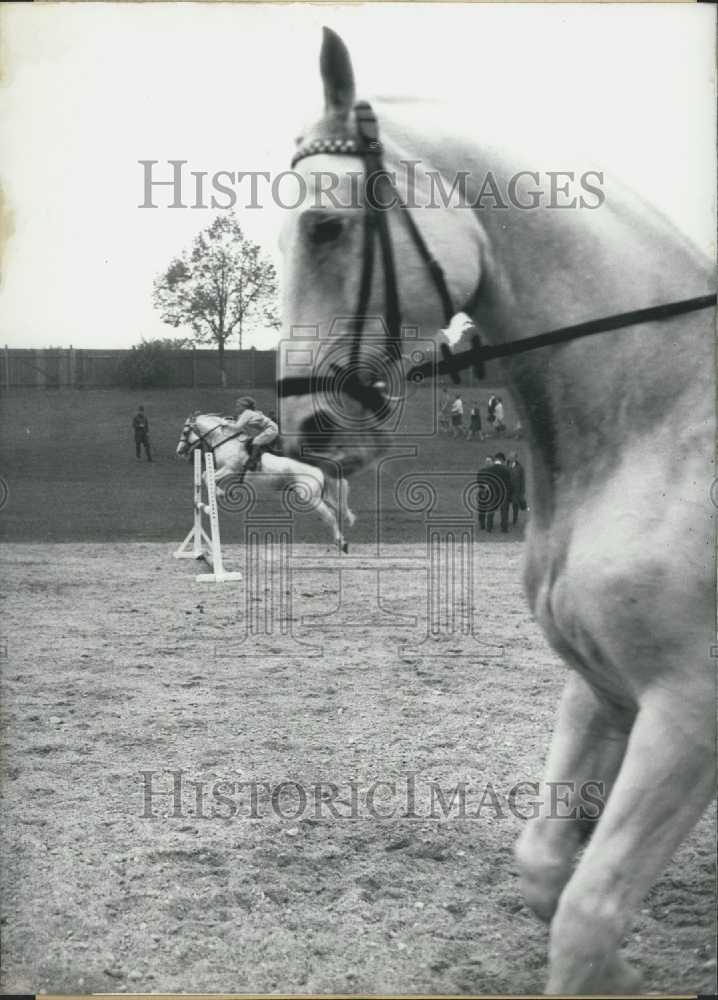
[{"x1": 309, "y1": 216, "x2": 344, "y2": 246}]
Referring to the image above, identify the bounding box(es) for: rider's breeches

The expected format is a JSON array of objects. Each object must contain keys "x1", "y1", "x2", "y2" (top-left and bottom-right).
[{"x1": 251, "y1": 428, "x2": 278, "y2": 449}]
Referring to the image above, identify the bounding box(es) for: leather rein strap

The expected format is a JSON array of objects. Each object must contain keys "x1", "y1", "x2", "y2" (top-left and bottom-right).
[
  {"x1": 423, "y1": 292, "x2": 718, "y2": 387},
  {"x1": 186, "y1": 420, "x2": 246, "y2": 455}
]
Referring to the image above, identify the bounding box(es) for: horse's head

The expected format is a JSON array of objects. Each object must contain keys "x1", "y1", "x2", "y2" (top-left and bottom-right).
[
  {"x1": 176, "y1": 413, "x2": 201, "y2": 457},
  {"x1": 278, "y1": 27, "x2": 486, "y2": 471}
]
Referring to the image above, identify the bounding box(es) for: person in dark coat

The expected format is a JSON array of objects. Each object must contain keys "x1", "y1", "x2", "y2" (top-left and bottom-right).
[
  {"x1": 467, "y1": 401, "x2": 483, "y2": 441},
  {"x1": 132, "y1": 405, "x2": 152, "y2": 461},
  {"x1": 477, "y1": 454, "x2": 496, "y2": 531},
  {"x1": 507, "y1": 451, "x2": 527, "y2": 526},
  {"x1": 484, "y1": 451, "x2": 512, "y2": 533}
]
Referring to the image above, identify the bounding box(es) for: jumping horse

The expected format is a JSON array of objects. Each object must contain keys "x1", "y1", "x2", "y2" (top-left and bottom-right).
[
  {"x1": 277, "y1": 28, "x2": 716, "y2": 994},
  {"x1": 176, "y1": 413, "x2": 356, "y2": 552}
]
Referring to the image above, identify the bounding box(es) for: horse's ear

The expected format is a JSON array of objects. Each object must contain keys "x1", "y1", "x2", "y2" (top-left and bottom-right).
[{"x1": 320, "y1": 27, "x2": 355, "y2": 120}]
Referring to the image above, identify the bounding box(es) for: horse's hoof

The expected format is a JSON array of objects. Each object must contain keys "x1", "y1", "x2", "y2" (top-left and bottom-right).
[{"x1": 546, "y1": 954, "x2": 642, "y2": 995}]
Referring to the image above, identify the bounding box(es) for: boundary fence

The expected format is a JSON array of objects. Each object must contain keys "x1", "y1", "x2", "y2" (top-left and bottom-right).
[{"x1": 0, "y1": 346, "x2": 277, "y2": 390}]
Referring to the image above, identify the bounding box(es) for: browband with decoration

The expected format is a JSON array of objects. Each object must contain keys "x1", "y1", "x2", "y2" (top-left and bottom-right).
[{"x1": 291, "y1": 137, "x2": 360, "y2": 168}]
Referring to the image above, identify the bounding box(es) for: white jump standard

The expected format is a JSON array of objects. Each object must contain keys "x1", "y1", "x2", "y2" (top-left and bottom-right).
[{"x1": 174, "y1": 449, "x2": 242, "y2": 583}]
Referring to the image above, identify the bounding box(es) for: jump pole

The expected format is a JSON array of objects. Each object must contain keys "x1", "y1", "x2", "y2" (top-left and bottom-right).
[{"x1": 174, "y1": 450, "x2": 243, "y2": 583}]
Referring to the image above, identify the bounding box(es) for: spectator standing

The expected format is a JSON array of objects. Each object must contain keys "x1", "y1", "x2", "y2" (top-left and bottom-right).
[
  {"x1": 467, "y1": 401, "x2": 484, "y2": 441},
  {"x1": 132, "y1": 405, "x2": 152, "y2": 462},
  {"x1": 450, "y1": 393, "x2": 465, "y2": 438},
  {"x1": 494, "y1": 397, "x2": 506, "y2": 434},
  {"x1": 477, "y1": 454, "x2": 495, "y2": 531},
  {"x1": 487, "y1": 393, "x2": 498, "y2": 433},
  {"x1": 485, "y1": 452, "x2": 512, "y2": 533},
  {"x1": 507, "y1": 451, "x2": 527, "y2": 526}
]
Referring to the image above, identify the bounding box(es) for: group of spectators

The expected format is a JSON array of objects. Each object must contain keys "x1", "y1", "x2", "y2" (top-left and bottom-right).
[
  {"x1": 476, "y1": 451, "x2": 527, "y2": 533},
  {"x1": 440, "y1": 388, "x2": 522, "y2": 440}
]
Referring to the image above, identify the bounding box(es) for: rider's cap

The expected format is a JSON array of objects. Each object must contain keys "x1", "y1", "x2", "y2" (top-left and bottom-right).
[{"x1": 236, "y1": 396, "x2": 256, "y2": 409}]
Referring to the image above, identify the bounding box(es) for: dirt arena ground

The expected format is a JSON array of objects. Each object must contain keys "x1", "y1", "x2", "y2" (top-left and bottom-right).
[{"x1": 1, "y1": 389, "x2": 716, "y2": 994}]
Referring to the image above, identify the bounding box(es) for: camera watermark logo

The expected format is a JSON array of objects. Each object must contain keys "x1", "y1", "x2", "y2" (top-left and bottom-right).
[{"x1": 278, "y1": 321, "x2": 436, "y2": 439}]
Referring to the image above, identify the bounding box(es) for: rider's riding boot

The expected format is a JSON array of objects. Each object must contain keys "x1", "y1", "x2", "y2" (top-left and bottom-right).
[{"x1": 244, "y1": 444, "x2": 260, "y2": 473}]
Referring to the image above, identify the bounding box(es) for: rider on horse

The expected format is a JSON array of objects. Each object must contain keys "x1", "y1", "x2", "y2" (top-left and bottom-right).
[{"x1": 219, "y1": 396, "x2": 279, "y2": 475}]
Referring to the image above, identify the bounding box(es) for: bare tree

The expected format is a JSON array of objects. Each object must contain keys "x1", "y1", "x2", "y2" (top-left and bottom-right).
[{"x1": 153, "y1": 215, "x2": 279, "y2": 385}]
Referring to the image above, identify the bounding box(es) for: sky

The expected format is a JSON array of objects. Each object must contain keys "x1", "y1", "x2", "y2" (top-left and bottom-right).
[{"x1": 0, "y1": 3, "x2": 715, "y2": 351}]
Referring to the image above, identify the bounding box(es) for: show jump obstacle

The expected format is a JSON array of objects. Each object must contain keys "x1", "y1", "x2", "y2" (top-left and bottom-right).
[{"x1": 174, "y1": 450, "x2": 243, "y2": 583}]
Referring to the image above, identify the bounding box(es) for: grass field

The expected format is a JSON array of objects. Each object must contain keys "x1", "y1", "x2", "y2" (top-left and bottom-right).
[{"x1": 0, "y1": 386, "x2": 523, "y2": 545}]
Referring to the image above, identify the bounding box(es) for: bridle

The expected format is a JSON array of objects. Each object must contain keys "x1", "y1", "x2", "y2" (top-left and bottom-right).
[
  {"x1": 291, "y1": 101, "x2": 476, "y2": 372},
  {"x1": 179, "y1": 416, "x2": 246, "y2": 456},
  {"x1": 285, "y1": 100, "x2": 482, "y2": 409},
  {"x1": 279, "y1": 101, "x2": 716, "y2": 413}
]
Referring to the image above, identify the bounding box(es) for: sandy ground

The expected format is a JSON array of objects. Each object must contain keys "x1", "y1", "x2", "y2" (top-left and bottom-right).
[{"x1": 0, "y1": 541, "x2": 715, "y2": 995}]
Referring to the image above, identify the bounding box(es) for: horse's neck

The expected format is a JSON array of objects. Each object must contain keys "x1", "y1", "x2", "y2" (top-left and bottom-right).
[
  {"x1": 384, "y1": 108, "x2": 713, "y2": 505},
  {"x1": 385, "y1": 110, "x2": 710, "y2": 335},
  {"x1": 198, "y1": 416, "x2": 246, "y2": 458}
]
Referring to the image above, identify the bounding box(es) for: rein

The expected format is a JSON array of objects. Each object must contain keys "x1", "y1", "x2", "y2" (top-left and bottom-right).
[
  {"x1": 428, "y1": 292, "x2": 718, "y2": 387},
  {"x1": 277, "y1": 292, "x2": 716, "y2": 411},
  {"x1": 281, "y1": 101, "x2": 716, "y2": 413},
  {"x1": 183, "y1": 419, "x2": 247, "y2": 455}
]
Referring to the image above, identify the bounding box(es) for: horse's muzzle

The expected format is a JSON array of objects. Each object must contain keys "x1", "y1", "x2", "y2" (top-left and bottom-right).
[{"x1": 294, "y1": 408, "x2": 384, "y2": 476}]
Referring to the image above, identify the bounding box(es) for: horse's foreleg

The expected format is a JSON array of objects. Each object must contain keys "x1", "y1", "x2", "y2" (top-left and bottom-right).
[
  {"x1": 515, "y1": 672, "x2": 631, "y2": 924},
  {"x1": 321, "y1": 477, "x2": 339, "y2": 516},
  {"x1": 313, "y1": 497, "x2": 348, "y2": 553},
  {"x1": 545, "y1": 685, "x2": 714, "y2": 994},
  {"x1": 210, "y1": 464, "x2": 234, "y2": 497},
  {"x1": 322, "y1": 477, "x2": 356, "y2": 532},
  {"x1": 338, "y1": 477, "x2": 356, "y2": 528}
]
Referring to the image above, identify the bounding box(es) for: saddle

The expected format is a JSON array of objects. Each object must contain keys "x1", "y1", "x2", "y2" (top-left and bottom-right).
[{"x1": 244, "y1": 437, "x2": 284, "y2": 472}]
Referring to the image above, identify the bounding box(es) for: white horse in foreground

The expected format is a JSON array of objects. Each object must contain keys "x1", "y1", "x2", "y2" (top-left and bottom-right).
[
  {"x1": 277, "y1": 28, "x2": 715, "y2": 995},
  {"x1": 176, "y1": 412, "x2": 356, "y2": 551}
]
